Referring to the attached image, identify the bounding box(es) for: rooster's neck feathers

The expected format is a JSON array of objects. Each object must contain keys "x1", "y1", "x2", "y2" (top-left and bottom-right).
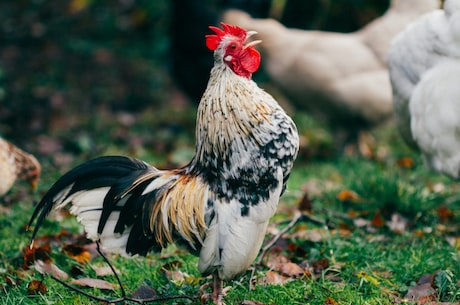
[{"x1": 189, "y1": 62, "x2": 298, "y2": 210}]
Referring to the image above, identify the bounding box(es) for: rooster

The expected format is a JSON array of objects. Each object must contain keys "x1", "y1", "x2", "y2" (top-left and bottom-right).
[
  {"x1": 388, "y1": 0, "x2": 460, "y2": 178},
  {"x1": 0, "y1": 137, "x2": 41, "y2": 196},
  {"x1": 28, "y1": 23, "x2": 299, "y2": 304}
]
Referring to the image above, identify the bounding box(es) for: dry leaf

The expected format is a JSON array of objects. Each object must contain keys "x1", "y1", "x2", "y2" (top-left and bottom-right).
[
  {"x1": 437, "y1": 205, "x2": 454, "y2": 223},
  {"x1": 324, "y1": 297, "x2": 338, "y2": 305},
  {"x1": 62, "y1": 244, "x2": 91, "y2": 264},
  {"x1": 404, "y1": 282, "x2": 436, "y2": 304},
  {"x1": 132, "y1": 284, "x2": 157, "y2": 299},
  {"x1": 386, "y1": 213, "x2": 408, "y2": 233},
  {"x1": 371, "y1": 211, "x2": 385, "y2": 227},
  {"x1": 261, "y1": 271, "x2": 292, "y2": 285},
  {"x1": 266, "y1": 252, "x2": 290, "y2": 270},
  {"x1": 358, "y1": 131, "x2": 376, "y2": 159},
  {"x1": 337, "y1": 190, "x2": 362, "y2": 203},
  {"x1": 164, "y1": 270, "x2": 188, "y2": 283},
  {"x1": 278, "y1": 262, "x2": 305, "y2": 277},
  {"x1": 313, "y1": 258, "x2": 330, "y2": 274},
  {"x1": 23, "y1": 244, "x2": 52, "y2": 268},
  {"x1": 92, "y1": 265, "x2": 120, "y2": 277},
  {"x1": 70, "y1": 278, "x2": 115, "y2": 290},
  {"x1": 396, "y1": 157, "x2": 415, "y2": 169},
  {"x1": 298, "y1": 192, "x2": 312, "y2": 213},
  {"x1": 34, "y1": 260, "x2": 69, "y2": 280},
  {"x1": 27, "y1": 280, "x2": 47, "y2": 295}
]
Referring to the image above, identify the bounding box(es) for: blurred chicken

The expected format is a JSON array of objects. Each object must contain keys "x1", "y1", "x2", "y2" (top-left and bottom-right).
[
  {"x1": 0, "y1": 137, "x2": 41, "y2": 196},
  {"x1": 28, "y1": 23, "x2": 299, "y2": 304},
  {"x1": 388, "y1": 0, "x2": 460, "y2": 178},
  {"x1": 223, "y1": 0, "x2": 439, "y2": 139}
]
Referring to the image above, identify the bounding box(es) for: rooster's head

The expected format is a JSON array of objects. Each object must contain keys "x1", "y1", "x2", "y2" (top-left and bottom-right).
[{"x1": 206, "y1": 23, "x2": 261, "y2": 78}]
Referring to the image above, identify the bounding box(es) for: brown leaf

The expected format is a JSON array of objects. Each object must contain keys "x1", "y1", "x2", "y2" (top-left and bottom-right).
[
  {"x1": 371, "y1": 211, "x2": 385, "y2": 227},
  {"x1": 437, "y1": 205, "x2": 454, "y2": 223},
  {"x1": 23, "y1": 244, "x2": 52, "y2": 268},
  {"x1": 34, "y1": 260, "x2": 69, "y2": 280},
  {"x1": 298, "y1": 192, "x2": 312, "y2": 213},
  {"x1": 62, "y1": 244, "x2": 91, "y2": 264},
  {"x1": 396, "y1": 157, "x2": 415, "y2": 169},
  {"x1": 132, "y1": 284, "x2": 157, "y2": 299},
  {"x1": 292, "y1": 227, "x2": 325, "y2": 242},
  {"x1": 164, "y1": 270, "x2": 188, "y2": 283},
  {"x1": 323, "y1": 297, "x2": 339, "y2": 305},
  {"x1": 313, "y1": 258, "x2": 330, "y2": 274},
  {"x1": 160, "y1": 260, "x2": 182, "y2": 271},
  {"x1": 404, "y1": 282, "x2": 436, "y2": 304},
  {"x1": 358, "y1": 131, "x2": 376, "y2": 159},
  {"x1": 261, "y1": 271, "x2": 292, "y2": 285},
  {"x1": 278, "y1": 262, "x2": 305, "y2": 277},
  {"x1": 70, "y1": 278, "x2": 115, "y2": 290},
  {"x1": 337, "y1": 190, "x2": 362, "y2": 203},
  {"x1": 92, "y1": 265, "x2": 121, "y2": 277},
  {"x1": 27, "y1": 280, "x2": 47, "y2": 295},
  {"x1": 266, "y1": 252, "x2": 290, "y2": 270}
]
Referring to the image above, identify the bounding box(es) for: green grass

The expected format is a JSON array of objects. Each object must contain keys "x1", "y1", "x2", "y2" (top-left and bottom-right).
[{"x1": 1, "y1": 115, "x2": 459, "y2": 305}]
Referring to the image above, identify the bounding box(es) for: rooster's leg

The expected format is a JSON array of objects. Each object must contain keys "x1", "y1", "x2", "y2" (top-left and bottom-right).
[{"x1": 212, "y1": 271, "x2": 224, "y2": 305}]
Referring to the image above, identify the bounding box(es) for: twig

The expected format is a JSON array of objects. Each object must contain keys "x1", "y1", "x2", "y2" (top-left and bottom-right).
[
  {"x1": 46, "y1": 241, "x2": 195, "y2": 304},
  {"x1": 248, "y1": 210, "x2": 330, "y2": 289},
  {"x1": 96, "y1": 241, "x2": 126, "y2": 297},
  {"x1": 50, "y1": 275, "x2": 195, "y2": 304},
  {"x1": 256, "y1": 210, "x2": 303, "y2": 266}
]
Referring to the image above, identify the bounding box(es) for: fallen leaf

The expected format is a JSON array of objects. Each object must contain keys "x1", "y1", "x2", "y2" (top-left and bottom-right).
[
  {"x1": 260, "y1": 271, "x2": 292, "y2": 285},
  {"x1": 23, "y1": 244, "x2": 52, "y2": 268},
  {"x1": 386, "y1": 213, "x2": 408, "y2": 233},
  {"x1": 266, "y1": 252, "x2": 290, "y2": 270},
  {"x1": 62, "y1": 244, "x2": 91, "y2": 264},
  {"x1": 324, "y1": 296, "x2": 338, "y2": 305},
  {"x1": 404, "y1": 282, "x2": 436, "y2": 304},
  {"x1": 34, "y1": 260, "x2": 69, "y2": 280},
  {"x1": 371, "y1": 211, "x2": 385, "y2": 227},
  {"x1": 131, "y1": 284, "x2": 157, "y2": 299},
  {"x1": 337, "y1": 190, "x2": 362, "y2": 203},
  {"x1": 298, "y1": 192, "x2": 312, "y2": 213},
  {"x1": 4, "y1": 275, "x2": 19, "y2": 287},
  {"x1": 313, "y1": 258, "x2": 330, "y2": 274},
  {"x1": 437, "y1": 205, "x2": 454, "y2": 223},
  {"x1": 446, "y1": 236, "x2": 460, "y2": 249},
  {"x1": 278, "y1": 262, "x2": 305, "y2": 277},
  {"x1": 164, "y1": 270, "x2": 189, "y2": 283},
  {"x1": 27, "y1": 280, "x2": 47, "y2": 295},
  {"x1": 70, "y1": 278, "x2": 115, "y2": 290},
  {"x1": 292, "y1": 227, "x2": 325, "y2": 242},
  {"x1": 92, "y1": 265, "x2": 120, "y2": 277},
  {"x1": 396, "y1": 157, "x2": 414, "y2": 169},
  {"x1": 358, "y1": 131, "x2": 376, "y2": 159}
]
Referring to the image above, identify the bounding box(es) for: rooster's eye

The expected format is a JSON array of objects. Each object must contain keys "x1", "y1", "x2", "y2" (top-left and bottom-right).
[{"x1": 230, "y1": 43, "x2": 237, "y2": 49}]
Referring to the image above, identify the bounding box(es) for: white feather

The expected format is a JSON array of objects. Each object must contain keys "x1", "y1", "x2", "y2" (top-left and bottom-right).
[{"x1": 198, "y1": 168, "x2": 283, "y2": 279}]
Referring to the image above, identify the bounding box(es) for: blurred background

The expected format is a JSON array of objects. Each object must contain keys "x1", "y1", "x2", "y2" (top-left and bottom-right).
[{"x1": 0, "y1": 0, "x2": 391, "y2": 167}]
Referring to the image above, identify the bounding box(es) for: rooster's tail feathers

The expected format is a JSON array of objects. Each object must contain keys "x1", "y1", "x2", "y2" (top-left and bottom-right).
[{"x1": 27, "y1": 156, "x2": 157, "y2": 254}]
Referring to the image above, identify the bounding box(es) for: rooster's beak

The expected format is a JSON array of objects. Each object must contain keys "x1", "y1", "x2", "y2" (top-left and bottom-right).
[{"x1": 245, "y1": 31, "x2": 261, "y2": 48}]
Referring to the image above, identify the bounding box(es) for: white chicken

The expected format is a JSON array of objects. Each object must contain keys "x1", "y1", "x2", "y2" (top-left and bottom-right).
[
  {"x1": 388, "y1": 0, "x2": 460, "y2": 178},
  {"x1": 223, "y1": 0, "x2": 439, "y2": 138}
]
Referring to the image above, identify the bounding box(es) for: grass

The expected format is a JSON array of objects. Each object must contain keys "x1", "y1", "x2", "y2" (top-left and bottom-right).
[{"x1": 0, "y1": 111, "x2": 459, "y2": 305}]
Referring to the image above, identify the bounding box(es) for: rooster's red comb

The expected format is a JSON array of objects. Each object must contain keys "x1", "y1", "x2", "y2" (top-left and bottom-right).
[{"x1": 206, "y1": 23, "x2": 247, "y2": 51}]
